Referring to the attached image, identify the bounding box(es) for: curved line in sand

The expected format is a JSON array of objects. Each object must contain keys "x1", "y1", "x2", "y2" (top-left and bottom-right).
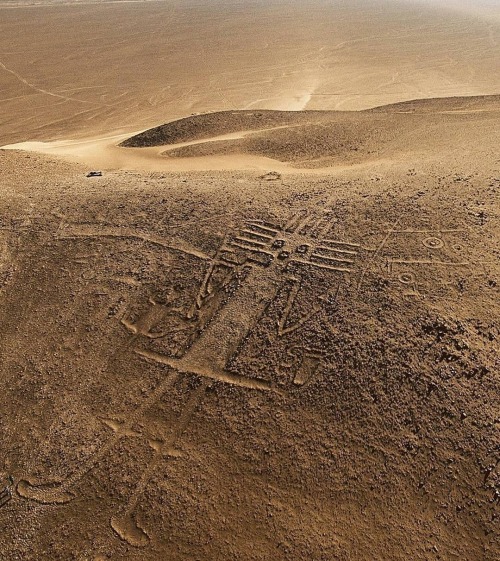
[{"x1": 0, "y1": 59, "x2": 109, "y2": 106}]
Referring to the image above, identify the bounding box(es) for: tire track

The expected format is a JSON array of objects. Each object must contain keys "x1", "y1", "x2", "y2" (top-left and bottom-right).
[{"x1": 0, "y1": 59, "x2": 108, "y2": 106}]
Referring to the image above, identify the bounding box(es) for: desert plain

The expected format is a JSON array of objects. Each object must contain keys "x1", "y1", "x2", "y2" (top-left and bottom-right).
[{"x1": 0, "y1": 1, "x2": 499, "y2": 560}]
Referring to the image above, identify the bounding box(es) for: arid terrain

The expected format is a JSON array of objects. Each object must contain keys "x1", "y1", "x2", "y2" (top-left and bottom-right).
[
  {"x1": 0, "y1": 1, "x2": 499, "y2": 560},
  {"x1": 1, "y1": 0, "x2": 500, "y2": 145}
]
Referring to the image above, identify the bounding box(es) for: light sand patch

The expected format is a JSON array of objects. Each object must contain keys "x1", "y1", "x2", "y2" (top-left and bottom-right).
[{"x1": 1, "y1": 134, "x2": 295, "y2": 173}]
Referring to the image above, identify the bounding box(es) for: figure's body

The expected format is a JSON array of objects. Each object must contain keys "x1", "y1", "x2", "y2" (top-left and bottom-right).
[{"x1": 17, "y1": 213, "x2": 356, "y2": 546}]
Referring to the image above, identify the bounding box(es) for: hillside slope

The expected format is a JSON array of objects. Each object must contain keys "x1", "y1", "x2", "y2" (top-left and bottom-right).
[
  {"x1": 0, "y1": 122, "x2": 498, "y2": 559},
  {"x1": 121, "y1": 97, "x2": 500, "y2": 169}
]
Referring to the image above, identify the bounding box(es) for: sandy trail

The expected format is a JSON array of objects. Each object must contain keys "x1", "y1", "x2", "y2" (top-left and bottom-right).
[{"x1": 1, "y1": 132, "x2": 296, "y2": 173}]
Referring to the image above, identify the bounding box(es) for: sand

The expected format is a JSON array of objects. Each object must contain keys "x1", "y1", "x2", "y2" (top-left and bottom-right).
[
  {"x1": 0, "y1": 1, "x2": 499, "y2": 560},
  {"x1": 1, "y1": 0, "x2": 500, "y2": 145}
]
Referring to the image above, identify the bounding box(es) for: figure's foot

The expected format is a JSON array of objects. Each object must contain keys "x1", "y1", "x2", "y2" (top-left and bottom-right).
[
  {"x1": 111, "y1": 512, "x2": 150, "y2": 547},
  {"x1": 17, "y1": 479, "x2": 75, "y2": 504}
]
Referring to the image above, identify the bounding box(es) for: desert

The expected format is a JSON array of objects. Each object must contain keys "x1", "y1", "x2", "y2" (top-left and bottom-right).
[{"x1": 0, "y1": 1, "x2": 499, "y2": 560}]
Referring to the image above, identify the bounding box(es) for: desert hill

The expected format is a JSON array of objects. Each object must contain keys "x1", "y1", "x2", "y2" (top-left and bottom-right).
[
  {"x1": 120, "y1": 111, "x2": 331, "y2": 148},
  {"x1": 117, "y1": 96, "x2": 500, "y2": 169},
  {"x1": 5, "y1": 96, "x2": 499, "y2": 174},
  {"x1": 367, "y1": 94, "x2": 500, "y2": 114},
  {"x1": 122, "y1": 95, "x2": 500, "y2": 148}
]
